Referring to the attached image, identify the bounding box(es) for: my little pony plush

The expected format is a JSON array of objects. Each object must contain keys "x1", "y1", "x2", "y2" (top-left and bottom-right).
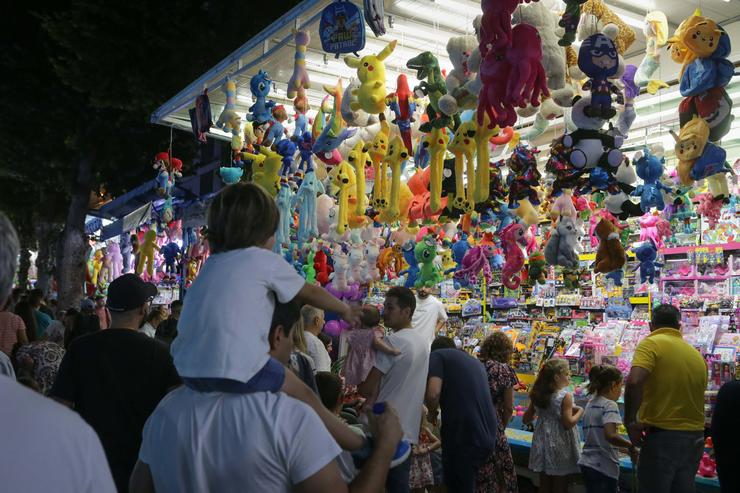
[
  {"x1": 501, "y1": 223, "x2": 530, "y2": 290},
  {"x1": 632, "y1": 149, "x2": 672, "y2": 212},
  {"x1": 544, "y1": 217, "x2": 580, "y2": 269},
  {"x1": 343, "y1": 40, "x2": 397, "y2": 114},
  {"x1": 399, "y1": 240, "x2": 419, "y2": 288},
  {"x1": 638, "y1": 213, "x2": 671, "y2": 249},
  {"x1": 454, "y1": 244, "x2": 494, "y2": 287},
  {"x1": 593, "y1": 219, "x2": 625, "y2": 273},
  {"x1": 527, "y1": 250, "x2": 547, "y2": 285},
  {"x1": 106, "y1": 242, "x2": 123, "y2": 280},
  {"x1": 247, "y1": 70, "x2": 275, "y2": 124},
  {"x1": 415, "y1": 237, "x2": 443, "y2": 288},
  {"x1": 633, "y1": 241, "x2": 662, "y2": 284},
  {"x1": 696, "y1": 193, "x2": 723, "y2": 228}
]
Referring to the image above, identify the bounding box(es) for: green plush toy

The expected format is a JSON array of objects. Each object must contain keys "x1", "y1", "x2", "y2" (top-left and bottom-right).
[
  {"x1": 303, "y1": 250, "x2": 317, "y2": 284},
  {"x1": 527, "y1": 250, "x2": 547, "y2": 286},
  {"x1": 414, "y1": 236, "x2": 443, "y2": 288}
]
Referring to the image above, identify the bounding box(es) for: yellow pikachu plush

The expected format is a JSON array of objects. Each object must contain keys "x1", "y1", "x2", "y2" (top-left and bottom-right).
[
  {"x1": 251, "y1": 146, "x2": 282, "y2": 197},
  {"x1": 344, "y1": 40, "x2": 398, "y2": 114}
]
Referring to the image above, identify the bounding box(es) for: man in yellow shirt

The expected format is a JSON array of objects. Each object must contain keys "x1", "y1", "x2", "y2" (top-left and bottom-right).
[{"x1": 625, "y1": 304, "x2": 708, "y2": 493}]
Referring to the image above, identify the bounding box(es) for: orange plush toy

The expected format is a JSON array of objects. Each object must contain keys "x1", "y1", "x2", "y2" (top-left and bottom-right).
[{"x1": 593, "y1": 218, "x2": 626, "y2": 273}]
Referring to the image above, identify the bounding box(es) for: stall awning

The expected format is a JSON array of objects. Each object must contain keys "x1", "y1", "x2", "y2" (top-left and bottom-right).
[{"x1": 99, "y1": 203, "x2": 153, "y2": 241}]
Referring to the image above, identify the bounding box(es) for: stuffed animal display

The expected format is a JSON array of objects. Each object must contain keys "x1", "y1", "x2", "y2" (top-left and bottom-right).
[
  {"x1": 545, "y1": 217, "x2": 580, "y2": 269},
  {"x1": 593, "y1": 219, "x2": 625, "y2": 273}
]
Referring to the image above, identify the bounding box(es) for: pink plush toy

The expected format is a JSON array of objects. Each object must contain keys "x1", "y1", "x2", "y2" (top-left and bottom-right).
[
  {"x1": 638, "y1": 214, "x2": 671, "y2": 249},
  {"x1": 106, "y1": 242, "x2": 123, "y2": 280},
  {"x1": 479, "y1": 0, "x2": 524, "y2": 55},
  {"x1": 477, "y1": 54, "x2": 517, "y2": 128},
  {"x1": 551, "y1": 189, "x2": 577, "y2": 222},
  {"x1": 589, "y1": 209, "x2": 621, "y2": 248},
  {"x1": 501, "y1": 223, "x2": 530, "y2": 290},
  {"x1": 697, "y1": 193, "x2": 723, "y2": 228},
  {"x1": 505, "y1": 24, "x2": 549, "y2": 109}
]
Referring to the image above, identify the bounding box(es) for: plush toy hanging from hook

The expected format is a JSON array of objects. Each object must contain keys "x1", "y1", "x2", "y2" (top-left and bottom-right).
[{"x1": 344, "y1": 40, "x2": 397, "y2": 114}]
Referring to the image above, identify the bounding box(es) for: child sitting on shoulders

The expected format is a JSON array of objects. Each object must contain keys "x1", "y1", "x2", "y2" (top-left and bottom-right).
[
  {"x1": 172, "y1": 182, "x2": 364, "y2": 452},
  {"x1": 523, "y1": 358, "x2": 583, "y2": 493},
  {"x1": 343, "y1": 305, "x2": 400, "y2": 387},
  {"x1": 579, "y1": 364, "x2": 638, "y2": 492}
]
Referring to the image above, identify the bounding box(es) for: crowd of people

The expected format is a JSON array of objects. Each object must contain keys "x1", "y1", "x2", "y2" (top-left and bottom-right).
[{"x1": 1, "y1": 183, "x2": 739, "y2": 493}]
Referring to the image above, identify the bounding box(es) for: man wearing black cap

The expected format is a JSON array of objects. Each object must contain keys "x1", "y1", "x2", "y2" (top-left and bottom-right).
[{"x1": 50, "y1": 274, "x2": 181, "y2": 493}]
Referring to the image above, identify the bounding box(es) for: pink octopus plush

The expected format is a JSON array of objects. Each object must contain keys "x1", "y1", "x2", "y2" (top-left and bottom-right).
[
  {"x1": 505, "y1": 24, "x2": 549, "y2": 108},
  {"x1": 477, "y1": 54, "x2": 517, "y2": 128},
  {"x1": 454, "y1": 244, "x2": 495, "y2": 286},
  {"x1": 479, "y1": 0, "x2": 523, "y2": 55}
]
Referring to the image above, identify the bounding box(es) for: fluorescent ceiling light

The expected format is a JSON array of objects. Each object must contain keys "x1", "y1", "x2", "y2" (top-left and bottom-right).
[{"x1": 609, "y1": 6, "x2": 647, "y2": 29}]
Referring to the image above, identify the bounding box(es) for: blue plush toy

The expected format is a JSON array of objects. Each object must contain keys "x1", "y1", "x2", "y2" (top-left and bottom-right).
[
  {"x1": 295, "y1": 131, "x2": 315, "y2": 173},
  {"x1": 633, "y1": 241, "x2": 662, "y2": 284},
  {"x1": 219, "y1": 166, "x2": 244, "y2": 185},
  {"x1": 605, "y1": 269, "x2": 624, "y2": 286},
  {"x1": 399, "y1": 240, "x2": 420, "y2": 289},
  {"x1": 275, "y1": 183, "x2": 293, "y2": 248},
  {"x1": 680, "y1": 26, "x2": 734, "y2": 97},
  {"x1": 293, "y1": 112, "x2": 309, "y2": 138},
  {"x1": 491, "y1": 203, "x2": 514, "y2": 233},
  {"x1": 160, "y1": 242, "x2": 181, "y2": 275},
  {"x1": 578, "y1": 33, "x2": 624, "y2": 119},
  {"x1": 632, "y1": 149, "x2": 672, "y2": 212},
  {"x1": 292, "y1": 171, "x2": 324, "y2": 244},
  {"x1": 313, "y1": 83, "x2": 357, "y2": 154},
  {"x1": 275, "y1": 139, "x2": 297, "y2": 177},
  {"x1": 247, "y1": 70, "x2": 276, "y2": 124}
]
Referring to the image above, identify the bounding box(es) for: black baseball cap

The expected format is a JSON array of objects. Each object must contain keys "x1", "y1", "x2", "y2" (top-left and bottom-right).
[{"x1": 106, "y1": 274, "x2": 158, "y2": 312}]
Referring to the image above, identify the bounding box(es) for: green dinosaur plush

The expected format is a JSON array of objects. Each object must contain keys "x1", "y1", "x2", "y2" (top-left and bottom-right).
[
  {"x1": 406, "y1": 52, "x2": 458, "y2": 132},
  {"x1": 303, "y1": 250, "x2": 316, "y2": 284},
  {"x1": 414, "y1": 236, "x2": 443, "y2": 288}
]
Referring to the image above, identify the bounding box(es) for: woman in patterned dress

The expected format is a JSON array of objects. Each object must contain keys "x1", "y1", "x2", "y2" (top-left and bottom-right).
[{"x1": 477, "y1": 332, "x2": 520, "y2": 492}]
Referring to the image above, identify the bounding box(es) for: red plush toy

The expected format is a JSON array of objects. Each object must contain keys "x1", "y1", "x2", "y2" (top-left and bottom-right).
[{"x1": 314, "y1": 249, "x2": 333, "y2": 286}]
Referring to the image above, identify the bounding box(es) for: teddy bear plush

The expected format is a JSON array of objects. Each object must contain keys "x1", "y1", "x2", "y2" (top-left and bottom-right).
[
  {"x1": 544, "y1": 216, "x2": 580, "y2": 269},
  {"x1": 438, "y1": 35, "x2": 478, "y2": 115},
  {"x1": 593, "y1": 218, "x2": 626, "y2": 273}
]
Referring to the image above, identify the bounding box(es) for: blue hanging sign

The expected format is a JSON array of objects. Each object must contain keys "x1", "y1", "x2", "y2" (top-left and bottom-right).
[{"x1": 319, "y1": 0, "x2": 365, "y2": 58}]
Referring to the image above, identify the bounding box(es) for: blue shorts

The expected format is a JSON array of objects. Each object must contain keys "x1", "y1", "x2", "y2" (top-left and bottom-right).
[{"x1": 182, "y1": 357, "x2": 286, "y2": 393}]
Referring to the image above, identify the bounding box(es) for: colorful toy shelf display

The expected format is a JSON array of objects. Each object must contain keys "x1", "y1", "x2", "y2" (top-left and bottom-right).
[{"x1": 80, "y1": 0, "x2": 740, "y2": 487}]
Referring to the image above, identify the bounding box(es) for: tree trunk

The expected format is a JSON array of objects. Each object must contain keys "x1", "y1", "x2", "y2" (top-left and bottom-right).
[
  {"x1": 35, "y1": 220, "x2": 59, "y2": 295},
  {"x1": 17, "y1": 247, "x2": 31, "y2": 289},
  {"x1": 57, "y1": 156, "x2": 92, "y2": 311}
]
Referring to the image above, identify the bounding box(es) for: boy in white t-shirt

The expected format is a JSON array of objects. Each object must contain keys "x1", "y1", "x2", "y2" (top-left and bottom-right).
[{"x1": 172, "y1": 182, "x2": 364, "y2": 451}]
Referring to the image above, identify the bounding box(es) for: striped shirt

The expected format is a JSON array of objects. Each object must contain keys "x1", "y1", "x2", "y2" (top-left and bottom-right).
[
  {"x1": 578, "y1": 395, "x2": 623, "y2": 479},
  {"x1": 0, "y1": 311, "x2": 25, "y2": 356}
]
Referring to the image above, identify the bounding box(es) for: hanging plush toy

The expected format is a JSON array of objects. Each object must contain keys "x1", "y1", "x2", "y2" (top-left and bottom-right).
[
  {"x1": 189, "y1": 89, "x2": 213, "y2": 143},
  {"x1": 631, "y1": 148, "x2": 672, "y2": 212},
  {"x1": 275, "y1": 138, "x2": 296, "y2": 177},
  {"x1": 633, "y1": 241, "x2": 662, "y2": 284},
  {"x1": 369, "y1": 126, "x2": 390, "y2": 210},
  {"x1": 319, "y1": 1, "x2": 365, "y2": 57},
  {"x1": 454, "y1": 244, "x2": 494, "y2": 287},
  {"x1": 275, "y1": 183, "x2": 293, "y2": 248},
  {"x1": 448, "y1": 120, "x2": 478, "y2": 213},
  {"x1": 696, "y1": 193, "x2": 723, "y2": 228},
  {"x1": 593, "y1": 219, "x2": 625, "y2": 273},
  {"x1": 479, "y1": 0, "x2": 522, "y2": 54},
  {"x1": 347, "y1": 243, "x2": 365, "y2": 284},
  {"x1": 428, "y1": 127, "x2": 450, "y2": 214},
  {"x1": 287, "y1": 29, "x2": 311, "y2": 99},
  {"x1": 672, "y1": 116, "x2": 731, "y2": 201},
  {"x1": 544, "y1": 217, "x2": 580, "y2": 269},
  {"x1": 330, "y1": 248, "x2": 349, "y2": 292},
  {"x1": 563, "y1": 96, "x2": 623, "y2": 170},
  {"x1": 295, "y1": 131, "x2": 315, "y2": 173},
  {"x1": 399, "y1": 240, "x2": 419, "y2": 288},
  {"x1": 578, "y1": 31, "x2": 624, "y2": 119},
  {"x1": 386, "y1": 74, "x2": 417, "y2": 155},
  {"x1": 314, "y1": 248, "x2": 332, "y2": 285},
  {"x1": 347, "y1": 141, "x2": 367, "y2": 217},
  {"x1": 153, "y1": 152, "x2": 183, "y2": 197},
  {"x1": 437, "y1": 35, "x2": 478, "y2": 115},
  {"x1": 362, "y1": 238, "x2": 384, "y2": 283},
  {"x1": 501, "y1": 223, "x2": 529, "y2": 290},
  {"x1": 343, "y1": 40, "x2": 397, "y2": 115},
  {"x1": 415, "y1": 236, "x2": 443, "y2": 288},
  {"x1": 160, "y1": 242, "x2": 181, "y2": 277},
  {"x1": 407, "y1": 52, "x2": 454, "y2": 131},
  {"x1": 293, "y1": 95, "x2": 310, "y2": 139},
  {"x1": 558, "y1": 0, "x2": 587, "y2": 47},
  {"x1": 251, "y1": 146, "x2": 282, "y2": 197},
  {"x1": 106, "y1": 242, "x2": 123, "y2": 280},
  {"x1": 638, "y1": 213, "x2": 671, "y2": 250},
  {"x1": 473, "y1": 113, "x2": 499, "y2": 204},
  {"x1": 333, "y1": 161, "x2": 357, "y2": 235},
  {"x1": 136, "y1": 229, "x2": 160, "y2": 278},
  {"x1": 314, "y1": 81, "x2": 357, "y2": 155},
  {"x1": 577, "y1": 0, "x2": 636, "y2": 54},
  {"x1": 505, "y1": 24, "x2": 550, "y2": 110},
  {"x1": 264, "y1": 105, "x2": 288, "y2": 146},
  {"x1": 549, "y1": 189, "x2": 577, "y2": 223},
  {"x1": 216, "y1": 78, "x2": 242, "y2": 136},
  {"x1": 246, "y1": 70, "x2": 275, "y2": 124},
  {"x1": 385, "y1": 137, "x2": 409, "y2": 221},
  {"x1": 506, "y1": 145, "x2": 541, "y2": 210},
  {"x1": 477, "y1": 48, "x2": 516, "y2": 129},
  {"x1": 527, "y1": 250, "x2": 547, "y2": 285},
  {"x1": 364, "y1": 0, "x2": 386, "y2": 36},
  {"x1": 634, "y1": 11, "x2": 669, "y2": 94}
]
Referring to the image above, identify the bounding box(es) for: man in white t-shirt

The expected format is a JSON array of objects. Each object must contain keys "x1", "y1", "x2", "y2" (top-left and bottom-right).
[
  {"x1": 0, "y1": 213, "x2": 116, "y2": 493},
  {"x1": 130, "y1": 300, "x2": 403, "y2": 493},
  {"x1": 412, "y1": 287, "x2": 447, "y2": 347},
  {"x1": 301, "y1": 305, "x2": 332, "y2": 372},
  {"x1": 359, "y1": 286, "x2": 431, "y2": 493}
]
